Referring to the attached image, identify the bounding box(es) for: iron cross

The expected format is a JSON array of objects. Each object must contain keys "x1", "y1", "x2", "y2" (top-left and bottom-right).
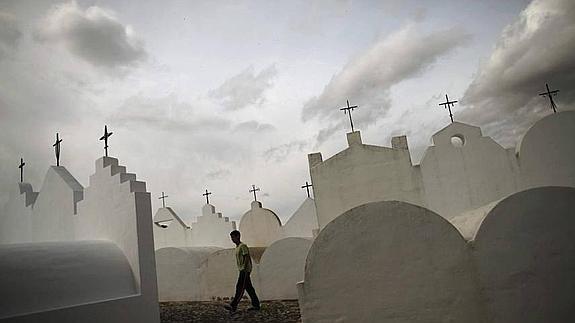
[
  {"x1": 539, "y1": 83, "x2": 560, "y2": 113},
  {"x1": 301, "y1": 181, "x2": 313, "y2": 198},
  {"x1": 53, "y1": 133, "x2": 63, "y2": 166},
  {"x1": 159, "y1": 192, "x2": 168, "y2": 208},
  {"x1": 438, "y1": 94, "x2": 458, "y2": 123},
  {"x1": 249, "y1": 185, "x2": 260, "y2": 202},
  {"x1": 203, "y1": 189, "x2": 212, "y2": 204},
  {"x1": 18, "y1": 158, "x2": 25, "y2": 183},
  {"x1": 99, "y1": 125, "x2": 113, "y2": 157},
  {"x1": 340, "y1": 99, "x2": 359, "y2": 132}
]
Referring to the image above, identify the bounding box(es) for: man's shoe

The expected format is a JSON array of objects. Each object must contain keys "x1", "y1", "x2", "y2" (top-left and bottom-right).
[
  {"x1": 247, "y1": 306, "x2": 260, "y2": 312},
  {"x1": 224, "y1": 304, "x2": 236, "y2": 312}
]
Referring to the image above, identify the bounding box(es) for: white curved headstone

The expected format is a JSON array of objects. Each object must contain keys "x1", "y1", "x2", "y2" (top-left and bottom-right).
[
  {"x1": 298, "y1": 201, "x2": 483, "y2": 323},
  {"x1": 259, "y1": 237, "x2": 312, "y2": 300},
  {"x1": 239, "y1": 201, "x2": 281, "y2": 247},
  {"x1": 517, "y1": 111, "x2": 575, "y2": 189},
  {"x1": 474, "y1": 186, "x2": 575, "y2": 323}
]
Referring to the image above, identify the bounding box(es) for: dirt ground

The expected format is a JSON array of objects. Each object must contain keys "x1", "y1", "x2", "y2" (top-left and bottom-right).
[{"x1": 159, "y1": 300, "x2": 302, "y2": 323}]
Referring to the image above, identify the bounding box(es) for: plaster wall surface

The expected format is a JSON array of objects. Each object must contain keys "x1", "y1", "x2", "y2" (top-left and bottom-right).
[
  {"x1": 473, "y1": 186, "x2": 575, "y2": 323},
  {"x1": 189, "y1": 204, "x2": 237, "y2": 248},
  {"x1": 309, "y1": 132, "x2": 424, "y2": 229},
  {"x1": 280, "y1": 198, "x2": 318, "y2": 238},
  {"x1": 517, "y1": 111, "x2": 575, "y2": 189},
  {"x1": 239, "y1": 201, "x2": 282, "y2": 247},
  {"x1": 297, "y1": 201, "x2": 484, "y2": 323},
  {"x1": 156, "y1": 247, "x2": 222, "y2": 301},
  {"x1": 0, "y1": 183, "x2": 34, "y2": 243},
  {"x1": 420, "y1": 123, "x2": 519, "y2": 219},
  {"x1": 199, "y1": 247, "x2": 265, "y2": 300},
  {"x1": 0, "y1": 240, "x2": 136, "y2": 319},
  {"x1": 258, "y1": 237, "x2": 312, "y2": 300},
  {"x1": 153, "y1": 207, "x2": 190, "y2": 250},
  {"x1": 31, "y1": 166, "x2": 83, "y2": 242}
]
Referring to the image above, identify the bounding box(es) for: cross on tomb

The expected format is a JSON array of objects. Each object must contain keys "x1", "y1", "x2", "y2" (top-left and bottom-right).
[
  {"x1": 18, "y1": 158, "x2": 25, "y2": 183},
  {"x1": 53, "y1": 133, "x2": 63, "y2": 166},
  {"x1": 249, "y1": 184, "x2": 260, "y2": 202},
  {"x1": 340, "y1": 99, "x2": 359, "y2": 132},
  {"x1": 301, "y1": 181, "x2": 313, "y2": 198},
  {"x1": 203, "y1": 189, "x2": 212, "y2": 204},
  {"x1": 438, "y1": 94, "x2": 458, "y2": 123},
  {"x1": 99, "y1": 125, "x2": 113, "y2": 157},
  {"x1": 539, "y1": 83, "x2": 560, "y2": 113},
  {"x1": 159, "y1": 191, "x2": 168, "y2": 208}
]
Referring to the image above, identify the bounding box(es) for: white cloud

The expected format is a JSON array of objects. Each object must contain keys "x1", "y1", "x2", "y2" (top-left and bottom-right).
[
  {"x1": 302, "y1": 24, "x2": 471, "y2": 144},
  {"x1": 209, "y1": 64, "x2": 278, "y2": 110},
  {"x1": 35, "y1": 1, "x2": 146, "y2": 68}
]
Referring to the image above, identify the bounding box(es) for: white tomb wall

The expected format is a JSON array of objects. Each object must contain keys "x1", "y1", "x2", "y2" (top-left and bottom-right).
[
  {"x1": 517, "y1": 111, "x2": 575, "y2": 189},
  {"x1": 258, "y1": 237, "x2": 312, "y2": 300},
  {"x1": 473, "y1": 186, "x2": 575, "y2": 323},
  {"x1": 0, "y1": 183, "x2": 35, "y2": 243},
  {"x1": 420, "y1": 122, "x2": 520, "y2": 219},
  {"x1": 309, "y1": 132, "x2": 425, "y2": 229},
  {"x1": 152, "y1": 207, "x2": 190, "y2": 249},
  {"x1": 156, "y1": 246, "x2": 222, "y2": 301},
  {"x1": 189, "y1": 204, "x2": 236, "y2": 248},
  {"x1": 280, "y1": 198, "x2": 318, "y2": 239},
  {"x1": 31, "y1": 166, "x2": 83, "y2": 242},
  {"x1": 297, "y1": 201, "x2": 484, "y2": 323},
  {"x1": 239, "y1": 201, "x2": 282, "y2": 247},
  {"x1": 199, "y1": 248, "x2": 264, "y2": 300},
  {"x1": 0, "y1": 240, "x2": 136, "y2": 319},
  {"x1": 0, "y1": 156, "x2": 160, "y2": 323}
]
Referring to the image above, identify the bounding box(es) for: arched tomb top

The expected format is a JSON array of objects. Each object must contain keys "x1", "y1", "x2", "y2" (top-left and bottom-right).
[
  {"x1": 300, "y1": 200, "x2": 482, "y2": 323},
  {"x1": 0, "y1": 240, "x2": 136, "y2": 319},
  {"x1": 473, "y1": 186, "x2": 575, "y2": 322}
]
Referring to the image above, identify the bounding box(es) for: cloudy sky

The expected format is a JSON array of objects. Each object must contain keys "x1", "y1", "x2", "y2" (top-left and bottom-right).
[{"x1": 1, "y1": 0, "x2": 573, "y2": 224}]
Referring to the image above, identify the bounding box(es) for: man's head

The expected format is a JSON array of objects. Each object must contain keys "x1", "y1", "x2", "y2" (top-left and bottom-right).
[{"x1": 230, "y1": 230, "x2": 241, "y2": 245}]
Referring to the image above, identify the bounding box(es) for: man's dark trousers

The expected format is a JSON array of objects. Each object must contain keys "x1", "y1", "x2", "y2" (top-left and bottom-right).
[{"x1": 230, "y1": 270, "x2": 260, "y2": 309}]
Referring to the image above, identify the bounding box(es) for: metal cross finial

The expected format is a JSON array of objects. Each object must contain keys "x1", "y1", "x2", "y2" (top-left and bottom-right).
[
  {"x1": 203, "y1": 189, "x2": 212, "y2": 204},
  {"x1": 159, "y1": 191, "x2": 168, "y2": 208},
  {"x1": 301, "y1": 181, "x2": 313, "y2": 198},
  {"x1": 340, "y1": 99, "x2": 359, "y2": 132},
  {"x1": 438, "y1": 94, "x2": 458, "y2": 123},
  {"x1": 99, "y1": 125, "x2": 113, "y2": 157},
  {"x1": 539, "y1": 83, "x2": 560, "y2": 113},
  {"x1": 19, "y1": 158, "x2": 25, "y2": 183},
  {"x1": 53, "y1": 133, "x2": 63, "y2": 166},
  {"x1": 249, "y1": 184, "x2": 260, "y2": 202}
]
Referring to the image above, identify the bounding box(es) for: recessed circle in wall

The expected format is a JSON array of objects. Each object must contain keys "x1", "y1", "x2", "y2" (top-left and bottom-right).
[{"x1": 450, "y1": 135, "x2": 465, "y2": 147}]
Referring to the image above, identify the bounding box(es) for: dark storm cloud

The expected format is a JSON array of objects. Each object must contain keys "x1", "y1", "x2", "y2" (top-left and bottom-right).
[
  {"x1": 209, "y1": 64, "x2": 278, "y2": 111},
  {"x1": 34, "y1": 2, "x2": 146, "y2": 68},
  {"x1": 459, "y1": 0, "x2": 575, "y2": 146},
  {"x1": 0, "y1": 12, "x2": 22, "y2": 60},
  {"x1": 302, "y1": 24, "x2": 471, "y2": 144}
]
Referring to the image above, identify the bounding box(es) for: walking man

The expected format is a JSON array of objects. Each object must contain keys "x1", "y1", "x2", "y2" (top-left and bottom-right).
[{"x1": 225, "y1": 230, "x2": 260, "y2": 312}]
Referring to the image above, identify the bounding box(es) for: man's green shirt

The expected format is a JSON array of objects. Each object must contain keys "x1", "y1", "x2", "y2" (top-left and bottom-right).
[{"x1": 235, "y1": 242, "x2": 252, "y2": 272}]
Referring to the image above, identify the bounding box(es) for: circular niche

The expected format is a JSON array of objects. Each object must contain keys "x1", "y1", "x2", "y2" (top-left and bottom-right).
[{"x1": 450, "y1": 134, "x2": 465, "y2": 147}]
